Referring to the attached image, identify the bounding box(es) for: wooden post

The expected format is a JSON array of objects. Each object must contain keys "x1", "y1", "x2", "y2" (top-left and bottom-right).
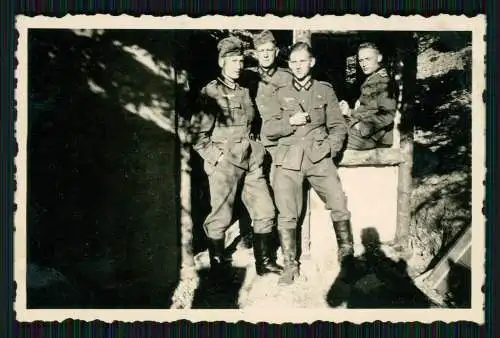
[
  {"x1": 293, "y1": 30, "x2": 312, "y2": 45},
  {"x1": 395, "y1": 34, "x2": 417, "y2": 247},
  {"x1": 391, "y1": 60, "x2": 404, "y2": 150},
  {"x1": 170, "y1": 56, "x2": 199, "y2": 309}
]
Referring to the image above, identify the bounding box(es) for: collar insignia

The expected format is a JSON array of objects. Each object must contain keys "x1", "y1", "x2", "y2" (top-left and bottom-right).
[{"x1": 293, "y1": 78, "x2": 313, "y2": 91}]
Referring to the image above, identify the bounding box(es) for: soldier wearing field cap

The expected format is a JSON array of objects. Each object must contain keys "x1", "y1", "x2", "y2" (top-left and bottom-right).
[
  {"x1": 241, "y1": 30, "x2": 293, "y2": 188},
  {"x1": 190, "y1": 36, "x2": 283, "y2": 279},
  {"x1": 263, "y1": 42, "x2": 354, "y2": 285},
  {"x1": 339, "y1": 42, "x2": 397, "y2": 149}
]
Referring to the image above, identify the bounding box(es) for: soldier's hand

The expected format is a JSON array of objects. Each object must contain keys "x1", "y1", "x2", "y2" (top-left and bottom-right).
[
  {"x1": 339, "y1": 100, "x2": 351, "y2": 117},
  {"x1": 289, "y1": 112, "x2": 310, "y2": 126},
  {"x1": 215, "y1": 153, "x2": 224, "y2": 166}
]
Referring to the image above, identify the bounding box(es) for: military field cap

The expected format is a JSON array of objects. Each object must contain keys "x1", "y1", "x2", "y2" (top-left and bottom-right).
[
  {"x1": 217, "y1": 36, "x2": 244, "y2": 58},
  {"x1": 253, "y1": 30, "x2": 276, "y2": 47}
]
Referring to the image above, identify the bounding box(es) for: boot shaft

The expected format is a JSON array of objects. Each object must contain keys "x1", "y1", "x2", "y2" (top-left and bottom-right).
[
  {"x1": 207, "y1": 238, "x2": 227, "y2": 266},
  {"x1": 277, "y1": 228, "x2": 298, "y2": 264},
  {"x1": 252, "y1": 233, "x2": 279, "y2": 259},
  {"x1": 332, "y1": 219, "x2": 355, "y2": 262},
  {"x1": 253, "y1": 232, "x2": 283, "y2": 276}
]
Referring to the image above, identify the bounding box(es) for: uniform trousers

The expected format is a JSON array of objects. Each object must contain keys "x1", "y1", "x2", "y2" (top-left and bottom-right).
[
  {"x1": 346, "y1": 126, "x2": 378, "y2": 150},
  {"x1": 274, "y1": 154, "x2": 351, "y2": 231},
  {"x1": 263, "y1": 145, "x2": 278, "y2": 190},
  {"x1": 203, "y1": 159, "x2": 275, "y2": 240}
]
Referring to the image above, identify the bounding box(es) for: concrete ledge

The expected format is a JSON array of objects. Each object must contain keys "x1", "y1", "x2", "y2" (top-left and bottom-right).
[{"x1": 339, "y1": 148, "x2": 405, "y2": 167}]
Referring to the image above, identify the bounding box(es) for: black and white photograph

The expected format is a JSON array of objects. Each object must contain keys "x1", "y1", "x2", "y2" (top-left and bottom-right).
[{"x1": 14, "y1": 15, "x2": 485, "y2": 323}]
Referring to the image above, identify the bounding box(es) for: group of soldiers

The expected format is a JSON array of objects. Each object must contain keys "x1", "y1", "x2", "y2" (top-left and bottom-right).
[{"x1": 191, "y1": 30, "x2": 397, "y2": 285}]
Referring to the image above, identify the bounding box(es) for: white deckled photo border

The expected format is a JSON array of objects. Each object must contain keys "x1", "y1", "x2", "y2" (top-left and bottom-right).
[{"x1": 14, "y1": 14, "x2": 487, "y2": 324}]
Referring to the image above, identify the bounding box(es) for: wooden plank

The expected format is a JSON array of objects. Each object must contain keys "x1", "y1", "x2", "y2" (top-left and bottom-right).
[
  {"x1": 424, "y1": 226, "x2": 472, "y2": 292},
  {"x1": 339, "y1": 148, "x2": 405, "y2": 167}
]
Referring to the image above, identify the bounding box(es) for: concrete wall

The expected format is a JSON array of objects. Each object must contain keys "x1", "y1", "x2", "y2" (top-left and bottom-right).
[{"x1": 308, "y1": 166, "x2": 399, "y2": 260}]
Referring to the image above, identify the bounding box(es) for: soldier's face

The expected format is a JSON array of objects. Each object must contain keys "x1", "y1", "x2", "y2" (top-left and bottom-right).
[
  {"x1": 358, "y1": 47, "x2": 382, "y2": 75},
  {"x1": 288, "y1": 49, "x2": 315, "y2": 80},
  {"x1": 256, "y1": 41, "x2": 278, "y2": 69},
  {"x1": 220, "y1": 55, "x2": 244, "y2": 80}
]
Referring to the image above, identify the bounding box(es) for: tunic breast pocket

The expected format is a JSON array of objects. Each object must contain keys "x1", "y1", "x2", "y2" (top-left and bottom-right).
[
  {"x1": 311, "y1": 102, "x2": 326, "y2": 124},
  {"x1": 230, "y1": 101, "x2": 248, "y2": 125},
  {"x1": 219, "y1": 100, "x2": 247, "y2": 126}
]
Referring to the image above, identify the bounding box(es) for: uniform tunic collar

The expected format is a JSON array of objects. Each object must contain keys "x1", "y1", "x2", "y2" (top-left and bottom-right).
[
  {"x1": 259, "y1": 66, "x2": 277, "y2": 78},
  {"x1": 292, "y1": 76, "x2": 313, "y2": 91},
  {"x1": 366, "y1": 67, "x2": 387, "y2": 82},
  {"x1": 217, "y1": 74, "x2": 239, "y2": 90}
]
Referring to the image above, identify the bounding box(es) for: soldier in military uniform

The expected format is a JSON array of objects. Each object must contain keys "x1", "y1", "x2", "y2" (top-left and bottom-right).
[
  {"x1": 263, "y1": 42, "x2": 354, "y2": 285},
  {"x1": 190, "y1": 36, "x2": 283, "y2": 278},
  {"x1": 239, "y1": 30, "x2": 296, "y2": 266},
  {"x1": 339, "y1": 42, "x2": 397, "y2": 150},
  {"x1": 237, "y1": 30, "x2": 294, "y2": 262},
  {"x1": 242, "y1": 30, "x2": 294, "y2": 188}
]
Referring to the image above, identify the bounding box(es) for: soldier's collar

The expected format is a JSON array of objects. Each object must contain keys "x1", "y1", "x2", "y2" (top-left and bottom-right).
[
  {"x1": 292, "y1": 76, "x2": 313, "y2": 91},
  {"x1": 366, "y1": 67, "x2": 387, "y2": 81},
  {"x1": 259, "y1": 66, "x2": 277, "y2": 78},
  {"x1": 217, "y1": 75, "x2": 239, "y2": 90}
]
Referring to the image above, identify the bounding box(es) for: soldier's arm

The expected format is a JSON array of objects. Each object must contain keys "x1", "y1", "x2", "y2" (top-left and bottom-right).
[
  {"x1": 261, "y1": 90, "x2": 297, "y2": 141},
  {"x1": 325, "y1": 86, "x2": 348, "y2": 155},
  {"x1": 242, "y1": 88, "x2": 261, "y2": 139},
  {"x1": 262, "y1": 110, "x2": 297, "y2": 141},
  {"x1": 190, "y1": 87, "x2": 223, "y2": 165},
  {"x1": 353, "y1": 79, "x2": 397, "y2": 138},
  {"x1": 259, "y1": 96, "x2": 283, "y2": 138}
]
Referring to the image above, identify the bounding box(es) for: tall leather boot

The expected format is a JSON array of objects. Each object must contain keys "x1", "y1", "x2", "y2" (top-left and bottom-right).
[
  {"x1": 332, "y1": 219, "x2": 355, "y2": 264},
  {"x1": 277, "y1": 228, "x2": 300, "y2": 285},
  {"x1": 207, "y1": 238, "x2": 230, "y2": 279},
  {"x1": 253, "y1": 232, "x2": 283, "y2": 276}
]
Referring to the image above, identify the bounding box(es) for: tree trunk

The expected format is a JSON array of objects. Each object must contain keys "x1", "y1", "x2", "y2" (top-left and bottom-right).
[{"x1": 293, "y1": 30, "x2": 312, "y2": 45}]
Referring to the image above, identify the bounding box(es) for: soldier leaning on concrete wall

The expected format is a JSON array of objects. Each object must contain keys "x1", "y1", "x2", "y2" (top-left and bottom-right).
[
  {"x1": 262, "y1": 42, "x2": 355, "y2": 285},
  {"x1": 190, "y1": 36, "x2": 283, "y2": 282},
  {"x1": 339, "y1": 42, "x2": 397, "y2": 150}
]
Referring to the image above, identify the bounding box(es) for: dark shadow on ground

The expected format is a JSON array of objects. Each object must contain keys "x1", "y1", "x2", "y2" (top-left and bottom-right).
[
  {"x1": 191, "y1": 267, "x2": 247, "y2": 309},
  {"x1": 419, "y1": 226, "x2": 472, "y2": 309},
  {"x1": 326, "y1": 228, "x2": 432, "y2": 308},
  {"x1": 444, "y1": 258, "x2": 471, "y2": 308}
]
